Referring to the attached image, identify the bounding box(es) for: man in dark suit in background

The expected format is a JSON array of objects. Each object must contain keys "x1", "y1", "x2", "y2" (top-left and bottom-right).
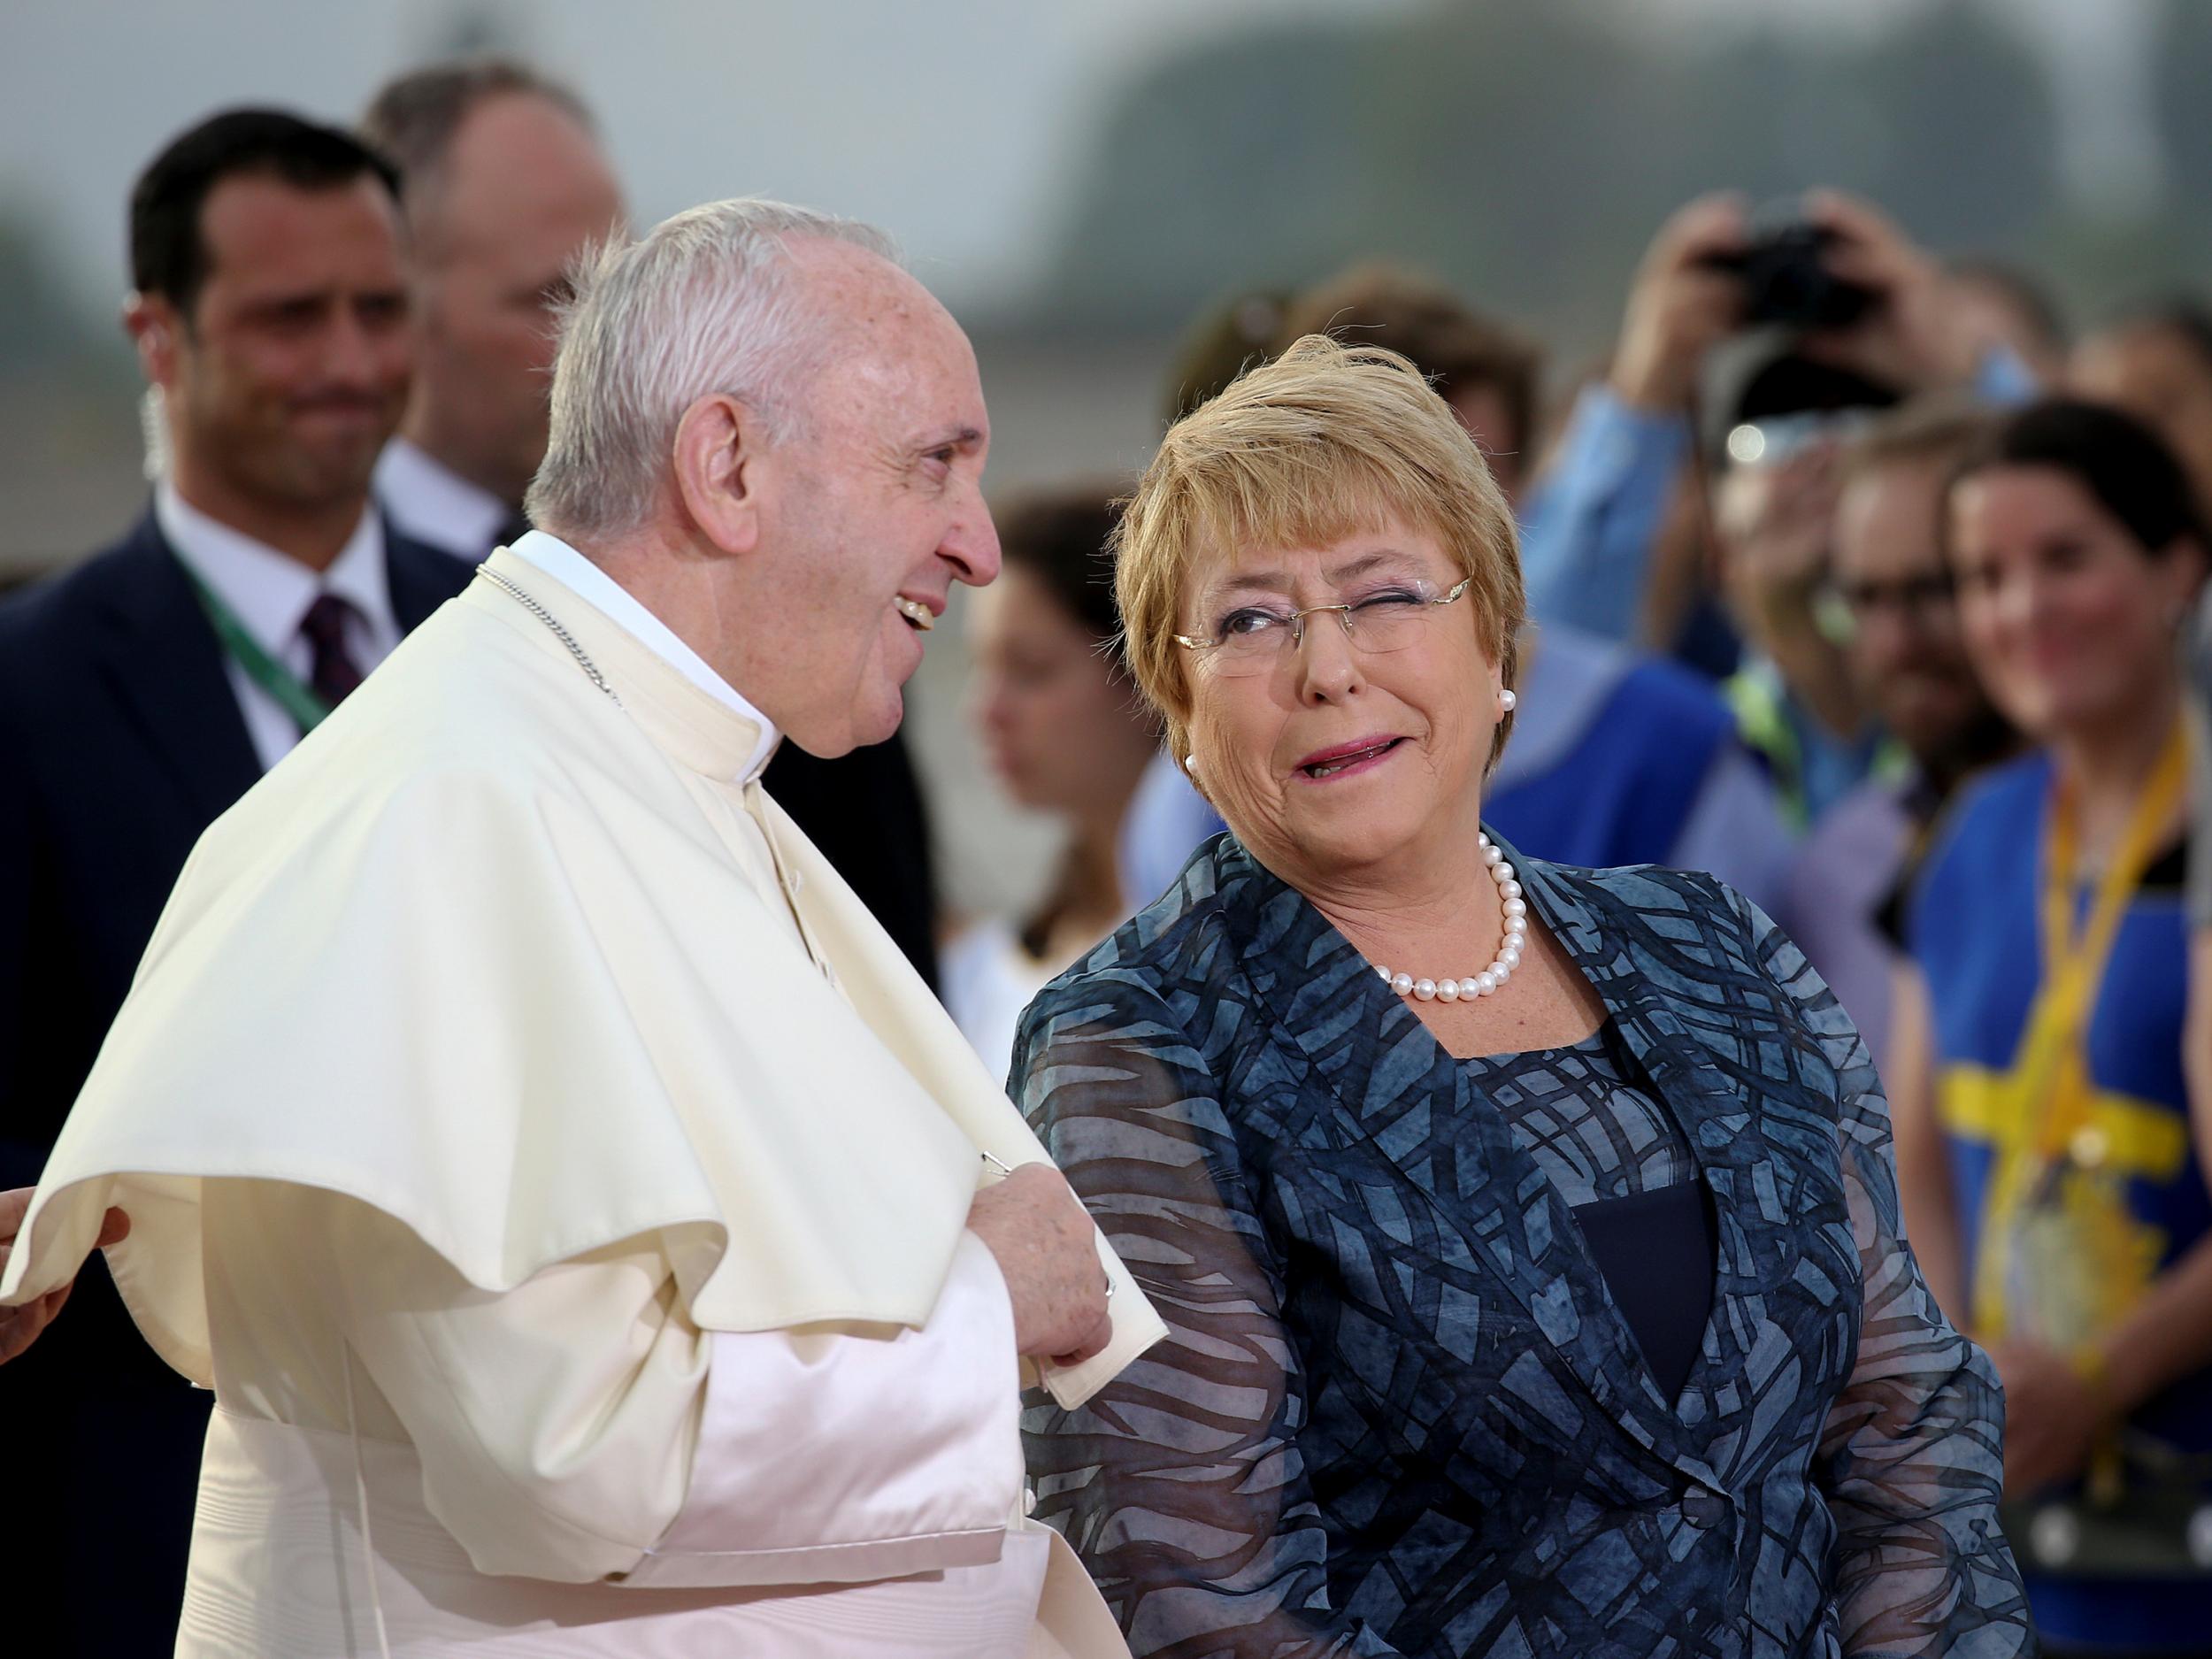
[
  {"x1": 364, "y1": 59, "x2": 945, "y2": 987},
  {"x1": 0, "y1": 109, "x2": 472, "y2": 1655}
]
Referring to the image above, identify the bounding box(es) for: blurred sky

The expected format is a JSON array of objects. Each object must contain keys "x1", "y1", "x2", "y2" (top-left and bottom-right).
[
  {"x1": 3, "y1": 0, "x2": 1419, "y2": 326},
  {"x1": 0, "y1": 0, "x2": 2166, "y2": 328},
  {"x1": 0, "y1": 0, "x2": 2177, "y2": 915}
]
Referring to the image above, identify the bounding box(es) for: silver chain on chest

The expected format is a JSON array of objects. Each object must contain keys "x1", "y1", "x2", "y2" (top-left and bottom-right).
[{"x1": 474, "y1": 565, "x2": 623, "y2": 708}]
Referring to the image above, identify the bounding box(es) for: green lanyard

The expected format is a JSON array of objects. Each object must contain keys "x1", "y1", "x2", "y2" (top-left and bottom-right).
[{"x1": 180, "y1": 562, "x2": 333, "y2": 735}]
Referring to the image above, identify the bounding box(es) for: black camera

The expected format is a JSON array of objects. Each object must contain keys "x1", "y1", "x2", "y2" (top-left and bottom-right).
[{"x1": 1700, "y1": 214, "x2": 1876, "y2": 332}]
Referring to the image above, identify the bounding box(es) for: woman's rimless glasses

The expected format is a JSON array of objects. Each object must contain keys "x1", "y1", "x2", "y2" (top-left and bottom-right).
[{"x1": 1174, "y1": 576, "x2": 1475, "y2": 678}]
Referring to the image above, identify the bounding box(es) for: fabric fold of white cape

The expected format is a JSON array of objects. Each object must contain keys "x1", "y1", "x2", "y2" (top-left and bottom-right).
[{"x1": 2, "y1": 549, "x2": 1163, "y2": 1412}]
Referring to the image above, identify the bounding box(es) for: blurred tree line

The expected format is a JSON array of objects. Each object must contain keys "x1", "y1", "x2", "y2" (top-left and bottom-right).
[{"x1": 1039, "y1": 0, "x2": 2210, "y2": 352}]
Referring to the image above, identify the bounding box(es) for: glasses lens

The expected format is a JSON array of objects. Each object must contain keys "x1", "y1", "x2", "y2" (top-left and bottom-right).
[
  {"x1": 1197, "y1": 586, "x2": 1451, "y2": 675},
  {"x1": 1202, "y1": 611, "x2": 1291, "y2": 676},
  {"x1": 1345, "y1": 593, "x2": 1433, "y2": 653},
  {"x1": 1210, "y1": 632, "x2": 1279, "y2": 676}
]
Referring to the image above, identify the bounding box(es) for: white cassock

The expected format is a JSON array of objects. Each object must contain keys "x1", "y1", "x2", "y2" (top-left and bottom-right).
[{"x1": 1, "y1": 533, "x2": 1166, "y2": 1657}]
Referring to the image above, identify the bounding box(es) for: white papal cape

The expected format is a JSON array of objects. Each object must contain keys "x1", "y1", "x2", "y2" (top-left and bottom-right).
[{"x1": 1, "y1": 541, "x2": 1165, "y2": 1656}]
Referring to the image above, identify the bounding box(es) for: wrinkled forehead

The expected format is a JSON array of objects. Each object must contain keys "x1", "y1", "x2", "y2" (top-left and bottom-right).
[
  {"x1": 790, "y1": 242, "x2": 958, "y2": 359},
  {"x1": 797, "y1": 245, "x2": 986, "y2": 430}
]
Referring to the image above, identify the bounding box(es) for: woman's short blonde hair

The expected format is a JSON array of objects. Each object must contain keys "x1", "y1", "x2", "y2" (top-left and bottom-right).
[{"x1": 1114, "y1": 334, "x2": 1526, "y2": 767}]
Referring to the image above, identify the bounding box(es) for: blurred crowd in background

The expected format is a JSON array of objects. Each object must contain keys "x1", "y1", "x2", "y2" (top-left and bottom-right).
[{"x1": 10, "y1": 1, "x2": 2212, "y2": 1652}]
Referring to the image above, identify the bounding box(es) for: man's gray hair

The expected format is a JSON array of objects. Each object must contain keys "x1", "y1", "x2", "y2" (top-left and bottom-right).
[{"x1": 524, "y1": 197, "x2": 899, "y2": 540}]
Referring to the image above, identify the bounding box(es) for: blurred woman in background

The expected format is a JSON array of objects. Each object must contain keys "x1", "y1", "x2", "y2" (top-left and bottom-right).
[
  {"x1": 1892, "y1": 399, "x2": 2212, "y2": 1655},
  {"x1": 941, "y1": 485, "x2": 1162, "y2": 1083}
]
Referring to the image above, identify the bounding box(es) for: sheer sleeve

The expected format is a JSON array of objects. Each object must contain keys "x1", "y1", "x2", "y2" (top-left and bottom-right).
[
  {"x1": 1731, "y1": 892, "x2": 2034, "y2": 1657},
  {"x1": 1013, "y1": 972, "x2": 1402, "y2": 1658}
]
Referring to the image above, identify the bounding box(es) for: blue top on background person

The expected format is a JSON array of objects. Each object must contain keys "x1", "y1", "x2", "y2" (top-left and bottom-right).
[
  {"x1": 1893, "y1": 397, "x2": 2212, "y2": 1653},
  {"x1": 1520, "y1": 189, "x2": 2041, "y2": 652},
  {"x1": 1517, "y1": 192, "x2": 2041, "y2": 828},
  {"x1": 1015, "y1": 335, "x2": 2029, "y2": 1656}
]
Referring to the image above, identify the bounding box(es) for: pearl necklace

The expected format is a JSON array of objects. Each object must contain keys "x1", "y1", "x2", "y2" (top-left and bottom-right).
[{"x1": 1371, "y1": 833, "x2": 1528, "y2": 1002}]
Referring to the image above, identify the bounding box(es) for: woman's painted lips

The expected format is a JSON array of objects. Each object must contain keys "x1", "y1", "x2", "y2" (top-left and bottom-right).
[{"x1": 1297, "y1": 736, "x2": 1405, "y2": 780}]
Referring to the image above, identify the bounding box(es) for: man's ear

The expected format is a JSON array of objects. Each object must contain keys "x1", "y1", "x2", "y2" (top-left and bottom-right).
[
  {"x1": 123, "y1": 291, "x2": 183, "y2": 389},
  {"x1": 671, "y1": 393, "x2": 766, "y2": 558}
]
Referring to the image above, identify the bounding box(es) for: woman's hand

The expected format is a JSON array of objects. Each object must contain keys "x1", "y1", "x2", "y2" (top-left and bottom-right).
[
  {"x1": 1989, "y1": 1339, "x2": 2102, "y2": 1497},
  {"x1": 0, "y1": 1188, "x2": 130, "y2": 1365}
]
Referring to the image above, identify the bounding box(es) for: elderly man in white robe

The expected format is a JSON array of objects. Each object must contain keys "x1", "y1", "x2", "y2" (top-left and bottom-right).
[{"x1": 1, "y1": 199, "x2": 1164, "y2": 1657}]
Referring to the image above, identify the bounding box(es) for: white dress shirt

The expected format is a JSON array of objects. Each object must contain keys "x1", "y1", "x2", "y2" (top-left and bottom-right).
[
  {"x1": 374, "y1": 436, "x2": 511, "y2": 564},
  {"x1": 156, "y1": 483, "x2": 398, "y2": 771},
  {"x1": 941, "y1": 918, "x2": 1061, "y2": 1090}
]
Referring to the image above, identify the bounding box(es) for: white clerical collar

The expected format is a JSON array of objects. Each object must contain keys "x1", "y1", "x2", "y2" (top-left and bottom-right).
[
  {"x1": 156, "y1": 481, "x2": 393, "y2": 653},
  {"x1": 374, "y1": 437, "x2": 509, "y2": 563},
  {"x1": 509, "y1": 530, "x2": 781, "y2": 784}
]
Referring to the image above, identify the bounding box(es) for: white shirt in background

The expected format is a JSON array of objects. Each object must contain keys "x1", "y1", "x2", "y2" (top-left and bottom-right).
[
  {"x1": 156, "y1": 482, "x2": 397, "y2": 771},
  {"x1": 941, "y1": 918, "x2": 1061, "y2": 1091},
  {"x1": 375, "y1": 436, "x2": 511, "y2": 564}
]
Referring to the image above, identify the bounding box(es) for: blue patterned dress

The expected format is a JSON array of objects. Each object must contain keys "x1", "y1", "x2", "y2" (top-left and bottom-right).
[
  {"x1": 1467, "y1": 1024, "x2": 1715, "y2": 1402},
  {"x1": 1015, "y1": 833, "x2": 2030, "y2": 1658}
]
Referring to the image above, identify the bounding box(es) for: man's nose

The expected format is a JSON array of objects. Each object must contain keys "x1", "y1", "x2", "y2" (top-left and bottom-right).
[
  {"x1": 1997, "y1": 571, "x2": 2047, "y2": 633},
  {"x1": 321, "y1": 310, "x2": 388, "y2": 386},
  {"x1": 945, "y1": 498, "x2": 1002, "y2": 588},
  {"x1": 1855, "y1": 607, "x2": 1916, "y2": 669}
]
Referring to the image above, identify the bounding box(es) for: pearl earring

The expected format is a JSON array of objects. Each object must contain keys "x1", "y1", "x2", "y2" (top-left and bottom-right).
[
  {"x1": 1499, "y1": 688, "x2": 1518, "y2": 713},
  {"x1": 1182, "y1": 754, "x2": 1198, "y2": 774}
]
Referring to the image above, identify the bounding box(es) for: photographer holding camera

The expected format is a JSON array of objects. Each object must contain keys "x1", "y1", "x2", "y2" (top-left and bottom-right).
[{"x1": 1522, "y1": 188, "x2": 2037, "y2": 663}]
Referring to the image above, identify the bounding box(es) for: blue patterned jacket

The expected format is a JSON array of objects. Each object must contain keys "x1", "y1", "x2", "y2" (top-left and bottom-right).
[{"x1": 1015, "y1": 833, "x2": 2032, "y2": 1659}]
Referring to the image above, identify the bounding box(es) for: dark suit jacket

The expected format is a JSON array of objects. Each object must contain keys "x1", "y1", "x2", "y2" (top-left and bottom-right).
[
  {"x1": 1016, "y1": 833, "x2": 2032, "y2": 1657},
  {"x1": 0, "y1": 510, "x2": 470, "y2": 1175},
  {"x1": 764, "y1": 739, "x2": 940, "y2": 993},
  {"x1": 0, "y1": 507, "x2": 470, "y2": 1657}
]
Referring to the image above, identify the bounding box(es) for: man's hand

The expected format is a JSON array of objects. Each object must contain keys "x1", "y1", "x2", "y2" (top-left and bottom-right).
[
  {"x1": 1991, "y1": 1339, "x2": 2104, "y2": 1498},
  {"x1": 1610, "y1": 193, "x2": 1749, "y2": 411},
  {"x1": 1800, "y1": 189, "x2": 1979, "y2": 394},
  {"x1": 1713, "y1": 442, "x2": 1863, "y2": 741},
  {"x1": 0, "y1": 1188, "x2": 130, "y2": 1365},
  {"x1": 966, "y1": 1164, "x2": 1111, "y2": 1366},
  {"x1": 1713, "y1": 442, "x2": 1844, "y2": 604}
]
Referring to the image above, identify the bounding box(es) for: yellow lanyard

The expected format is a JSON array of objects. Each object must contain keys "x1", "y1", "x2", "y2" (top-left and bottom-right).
[{"x1": 2021, "y1": 722, "x2": 2189, "y2": 1162}]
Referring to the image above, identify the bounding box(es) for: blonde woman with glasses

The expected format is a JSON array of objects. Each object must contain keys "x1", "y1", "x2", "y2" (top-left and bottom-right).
[{"x1": 1012, "y1": 337, "x2": 2031, "y2": 1656}]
